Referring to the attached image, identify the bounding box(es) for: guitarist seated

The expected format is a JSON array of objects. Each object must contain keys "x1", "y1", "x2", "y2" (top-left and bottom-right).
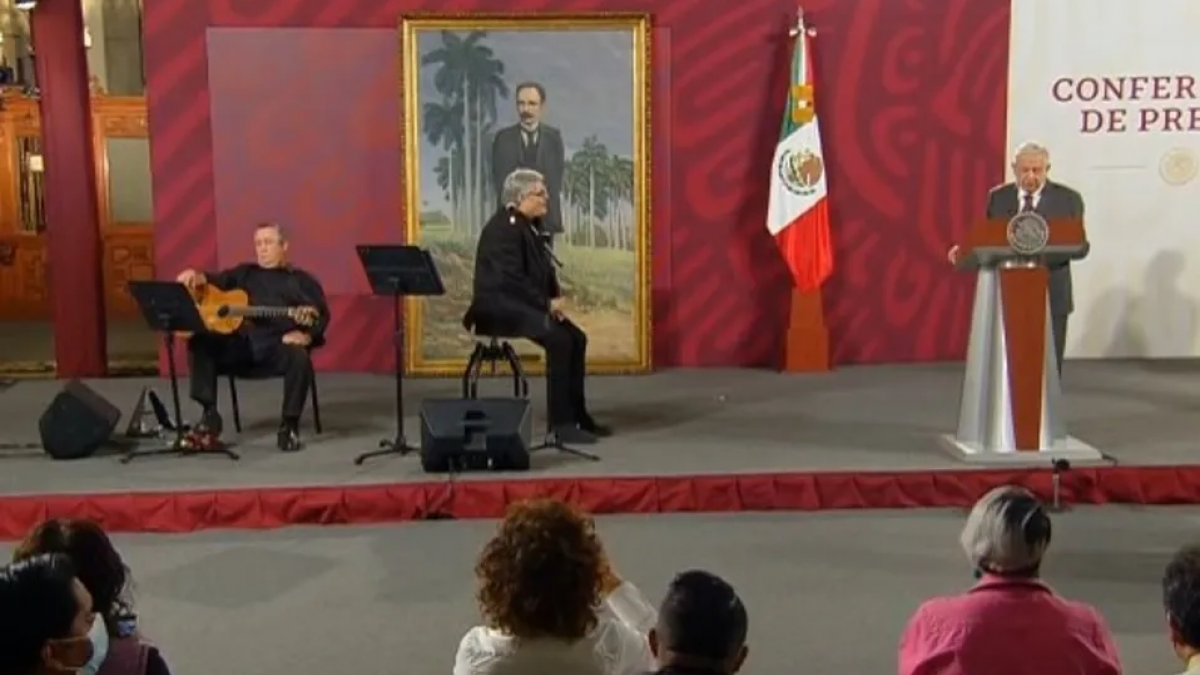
[{"x1": 175, "y1": 221, "x2": 329, "y2": 452}]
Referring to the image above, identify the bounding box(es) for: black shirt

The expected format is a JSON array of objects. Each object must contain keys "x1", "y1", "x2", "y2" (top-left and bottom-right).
[{"x1": 205, "y1": 263, "x2": 330, "y2": 351}]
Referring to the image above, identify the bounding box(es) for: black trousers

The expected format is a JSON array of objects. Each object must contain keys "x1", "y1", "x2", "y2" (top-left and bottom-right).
[
  {"x1": 1051, "y1": 313, "x2": 1068, "y2": 377},
  {"x1": 187, "y1": 333, "x2": 313, "y2": 420},
  {"x1": 528, "y1": 317, "x2": 588, "y2": 426}
]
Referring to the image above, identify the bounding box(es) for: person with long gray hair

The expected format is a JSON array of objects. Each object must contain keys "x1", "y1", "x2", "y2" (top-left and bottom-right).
[
  {"x1": 898, "y1": 485, "x2": 1120, "y2": 675},
  {"x1": 463, "y1": 169, "x2": 610, "y2": 444}
]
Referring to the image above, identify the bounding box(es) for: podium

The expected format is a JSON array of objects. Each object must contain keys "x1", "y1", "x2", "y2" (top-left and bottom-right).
[{"x1": 940, "y1": 213, "x2": 1103, "y2": 464}]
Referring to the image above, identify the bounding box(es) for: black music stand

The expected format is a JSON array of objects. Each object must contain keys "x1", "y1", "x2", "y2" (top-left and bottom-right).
[
  {"x1": 353, "y1": 245, "x2": 445, "y2": 465},
  {"x1": 124, "y1": 281, "x2": 240, "y2": 463}
]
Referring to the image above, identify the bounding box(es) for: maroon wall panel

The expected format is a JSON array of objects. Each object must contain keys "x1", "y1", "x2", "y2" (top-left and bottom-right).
[{"x1": 144, "y1": 0, "x2": 1010, "y2": 371}]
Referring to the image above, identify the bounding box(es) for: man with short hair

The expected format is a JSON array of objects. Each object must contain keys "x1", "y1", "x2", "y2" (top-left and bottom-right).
[
  {"x1": 0, "y1": 553, "x2": 96, "y2": 675},
  {"x1": 465, "y1": 168, "x2": 608, "y2": 444},
  {"x1": 948, "y1": 142, "x2": 1087, "y2": 375},
  {"x1": 649, "y1": 570, "x2": 749, "y2": 675},
  {"x1": 176, "y1": 221, "x2": 330, "y2": 452},
  {"x1": 1162, "y1": 543, "x2": 1200, "y2": 674}
]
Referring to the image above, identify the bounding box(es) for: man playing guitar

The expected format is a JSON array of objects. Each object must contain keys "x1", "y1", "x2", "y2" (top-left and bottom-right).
[{"x1": 176, "y1": 221, "x2": 329, "y2": 452}]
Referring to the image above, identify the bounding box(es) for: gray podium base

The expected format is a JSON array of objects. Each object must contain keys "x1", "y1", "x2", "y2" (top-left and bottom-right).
[{"x1": 937, "y1": 434, "x2": 1109, "y2": 467}]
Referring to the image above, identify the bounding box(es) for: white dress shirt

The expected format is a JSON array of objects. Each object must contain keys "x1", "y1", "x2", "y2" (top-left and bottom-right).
[{"x1": 453, "y1": 581, "x2": 657, "y2": 675}]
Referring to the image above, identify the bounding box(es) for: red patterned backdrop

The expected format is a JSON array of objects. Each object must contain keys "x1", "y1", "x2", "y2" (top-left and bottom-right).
[{"x1": 144, "y1": 0, "x2": 1010, "y2": 372}]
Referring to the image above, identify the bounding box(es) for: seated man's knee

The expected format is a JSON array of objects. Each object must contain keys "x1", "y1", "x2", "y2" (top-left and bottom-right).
[
  {"x1": 283, "y1": 344, "x2": 312, "y2": 365},
  {"x1": 543, "y1": 326, "x2": 573, "y2": 354}
]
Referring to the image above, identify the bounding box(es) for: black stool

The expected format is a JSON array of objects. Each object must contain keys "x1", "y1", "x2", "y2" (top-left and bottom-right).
[{"x1": 462, "y1": 335, "x2": 530, "y2": 400}]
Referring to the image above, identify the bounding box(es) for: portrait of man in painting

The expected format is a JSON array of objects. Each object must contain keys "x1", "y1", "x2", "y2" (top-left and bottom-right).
[{"x1": 401, "y1": 14, "x2": 651, "y2": 375}]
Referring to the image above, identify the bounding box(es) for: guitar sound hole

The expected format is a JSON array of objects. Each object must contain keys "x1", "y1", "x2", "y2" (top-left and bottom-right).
[{"x1": 216, "y1": 305, "x2": 231, "y2": 318}]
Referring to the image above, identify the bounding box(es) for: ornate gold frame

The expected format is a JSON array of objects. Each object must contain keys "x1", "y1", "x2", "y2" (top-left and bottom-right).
[{"x1": 399, "y1": 13, "x2": 653, "y2": 377}]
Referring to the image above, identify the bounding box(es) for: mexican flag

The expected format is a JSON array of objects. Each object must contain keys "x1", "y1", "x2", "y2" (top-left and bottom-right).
[{"x1": 766, "y1": 21, "x2": 833, "y2": 292}]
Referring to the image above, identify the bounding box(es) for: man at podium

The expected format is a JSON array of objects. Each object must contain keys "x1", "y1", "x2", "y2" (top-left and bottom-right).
[
  {"x1": 175, "y1": 222, "x2": 330, "y2": 452},
  {"x1": 949, "y1": 141, "x2": 1085, "y2": 374},
  {"x1": 464, "y1": 168, "x2": 610, "y2": 444}
]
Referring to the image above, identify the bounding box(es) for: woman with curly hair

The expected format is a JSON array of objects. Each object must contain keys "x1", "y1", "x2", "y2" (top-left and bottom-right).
[
  {"x1": 13, "y1": 519, "x2": 172, "y2": 675},
  {"x1": 455, "y1": 498, "x2": 656, "y2": 675}
]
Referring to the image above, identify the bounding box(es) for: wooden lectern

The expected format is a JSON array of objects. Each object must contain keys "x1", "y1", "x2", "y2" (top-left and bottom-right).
[{"x1": 941, "y1": 215, "x2": 1103, "y2": 464}]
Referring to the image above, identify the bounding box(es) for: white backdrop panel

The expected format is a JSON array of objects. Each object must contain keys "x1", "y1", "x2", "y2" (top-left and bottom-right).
[{"x1": 1007, "y1": 0, "x2": 1200, "y2": 357}]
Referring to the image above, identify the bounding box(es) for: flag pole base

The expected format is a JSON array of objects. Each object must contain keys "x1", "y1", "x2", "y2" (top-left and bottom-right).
[{"x1": 782, "y1": 287, "x2": 830, "y2": 373}]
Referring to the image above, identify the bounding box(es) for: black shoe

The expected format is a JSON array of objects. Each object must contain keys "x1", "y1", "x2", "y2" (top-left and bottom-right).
[
  {"x1": 552, "y1": 424, "x2": 598, "y2": 445},
  {"x1": 578, "y1": 414, "x2": 613, "y2": 438},
  {"x1": 196, "y1": 409, "x2": 224, "y2": 437},
  {"x1": 276, "y1": 425, "x2": 301, "y2": 452}
]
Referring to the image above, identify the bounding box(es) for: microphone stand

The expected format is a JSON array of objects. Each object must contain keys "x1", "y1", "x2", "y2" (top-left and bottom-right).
[{"x1": 523, "y1": 217, "x2": 600, "y2": 462}]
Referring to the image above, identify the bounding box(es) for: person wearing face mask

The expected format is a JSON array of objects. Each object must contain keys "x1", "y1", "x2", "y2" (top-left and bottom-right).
[
  {"x1": 0, "y1": 553, "x2": 96, "y2": 675},
  {"x1": 13, "y1": 519, "x2": 172, "y2": 675}
]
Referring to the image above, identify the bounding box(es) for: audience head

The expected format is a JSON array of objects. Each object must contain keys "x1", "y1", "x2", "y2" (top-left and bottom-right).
[
  {"x1": 14, "y1": 518, "x2": 132, "y2": 631},
  {"x1": 650, "y1": 570, "x2": 748, "y2": 674},
  {"x1": 0, "y1": 553, "x2": 95, "y2": 675},
  {"x1": 1163, "y1": 543, "x2": 1200, "y2": 660},
  {"x1": 475, "y1": 498, "x2": 604, "y2": 641},
  {"x1": 253, "y1": 221, "x2": 288, "y2": 268},
  {"x1": 501, "y1": 169, "x2": 548, "y2": 219},
  {"x1": 960, "y1": 485, "x2": 1051, "y2": 577}
]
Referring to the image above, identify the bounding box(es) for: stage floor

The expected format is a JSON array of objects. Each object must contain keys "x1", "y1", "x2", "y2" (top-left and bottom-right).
[{"x1": 2, "y1": 361, "x2": 1200, "y2": 499}]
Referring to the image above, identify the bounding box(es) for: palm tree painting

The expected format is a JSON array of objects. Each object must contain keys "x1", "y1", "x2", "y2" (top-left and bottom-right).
[{"x1": 402, "y1": 16, "x2": 652, "y2": 375}]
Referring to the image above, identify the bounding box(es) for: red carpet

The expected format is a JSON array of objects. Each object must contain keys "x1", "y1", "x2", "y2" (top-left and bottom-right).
[{"x1": 2, "y1": 465, "x2": 1199, "y2": 539}]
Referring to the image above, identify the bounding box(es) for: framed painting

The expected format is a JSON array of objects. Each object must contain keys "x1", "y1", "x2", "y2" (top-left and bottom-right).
[{"x1": 399, "y1": 13, "x2": 652, "y2": 376}]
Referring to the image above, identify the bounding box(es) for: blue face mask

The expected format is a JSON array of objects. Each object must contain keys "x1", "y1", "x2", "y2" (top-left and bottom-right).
[{"x1": 80, "y1": 618, "x2": 110, "y2": 675}]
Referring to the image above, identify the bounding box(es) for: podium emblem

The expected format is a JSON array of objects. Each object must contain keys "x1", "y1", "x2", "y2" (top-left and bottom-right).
[{"x1": 1006, "y1": 212, "x2": 1049, "y2": 256}]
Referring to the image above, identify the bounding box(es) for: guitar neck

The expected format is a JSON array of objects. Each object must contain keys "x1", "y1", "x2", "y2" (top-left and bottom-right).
[{"x1": 228, "y1": 306, "x2": 301, "y2": 319}]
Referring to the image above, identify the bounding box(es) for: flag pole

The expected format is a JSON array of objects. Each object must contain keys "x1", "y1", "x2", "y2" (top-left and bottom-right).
[{"x1": 781, "y1": 8, "x2": 831, "y2": 374}]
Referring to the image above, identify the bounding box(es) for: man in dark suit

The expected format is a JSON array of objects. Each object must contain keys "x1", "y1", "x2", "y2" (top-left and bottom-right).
[
  {"x1": 464, "y1": 168, "x2": 609, "y2": 444},
  {"x1": 950, "y1": 141, "x2": 1086, "y2": 374},
  {"x1": 490, "y1": 82, "x2": 566, "y2": 237},
  {"x1": 648, "y1": 570, "x2": 750, "y2": 675}
]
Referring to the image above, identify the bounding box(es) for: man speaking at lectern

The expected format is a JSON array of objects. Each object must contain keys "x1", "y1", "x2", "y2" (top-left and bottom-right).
[{"x1": 948, "y1": 141, "x2": 1085, "y2": 375}]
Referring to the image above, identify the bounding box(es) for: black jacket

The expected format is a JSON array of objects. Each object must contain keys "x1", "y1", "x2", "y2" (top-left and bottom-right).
[{"x1": 463, "y1": 207, "x2": 561, "y2": 339}]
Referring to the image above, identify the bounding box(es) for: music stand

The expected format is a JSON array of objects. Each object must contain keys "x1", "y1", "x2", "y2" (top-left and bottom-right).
[
  {"x1": 353, "y1": 245, "x2": 445, "y2": 465},
  {"x1": 124, "y1": 281, "x2": 240, "y2": 463}
]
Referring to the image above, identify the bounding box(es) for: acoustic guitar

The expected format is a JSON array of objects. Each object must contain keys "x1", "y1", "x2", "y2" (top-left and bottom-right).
[{"x1": 182, "y1": 286, "x2": 319, "y2": 336}]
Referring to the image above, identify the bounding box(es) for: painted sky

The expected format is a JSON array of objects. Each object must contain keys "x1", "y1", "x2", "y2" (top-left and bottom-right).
[{"x1": 414, "y1": 28, "x2": 637, "y2": 212}]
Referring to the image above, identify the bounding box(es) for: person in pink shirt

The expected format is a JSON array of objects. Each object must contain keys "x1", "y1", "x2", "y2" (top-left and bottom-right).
[{"x1": 898, "y1": 485, "x2": 1121, "y2": 675}]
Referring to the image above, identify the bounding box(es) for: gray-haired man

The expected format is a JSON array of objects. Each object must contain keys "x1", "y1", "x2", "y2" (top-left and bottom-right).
[
  {"x1": 463, "y1": 169, "x2": 610, "y2": 444},
  {"x1": 948, "y1": 142, "x2": 1088, "y2": 375}
]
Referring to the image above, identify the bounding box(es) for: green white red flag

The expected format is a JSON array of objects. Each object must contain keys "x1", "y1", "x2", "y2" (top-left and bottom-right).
[{"x1": 766, "y1": 20, "x2": 833, "y2": 291}]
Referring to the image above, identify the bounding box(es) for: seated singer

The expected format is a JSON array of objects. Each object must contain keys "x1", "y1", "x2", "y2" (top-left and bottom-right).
[
  {"x1": 464, "y1": 168, "x2": 610, "y2": 444},
  {"x1": 175, "y1": 221, "x2": 329, "y2": 452}
]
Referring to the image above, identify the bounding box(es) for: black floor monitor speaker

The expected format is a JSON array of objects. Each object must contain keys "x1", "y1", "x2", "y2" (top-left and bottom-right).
[
  {"x1": 419, "y1": 398, "x2": 532, "y2": 473},
  {"x1": 39, "y1": 380, "x2": 122, "y2": 460}
]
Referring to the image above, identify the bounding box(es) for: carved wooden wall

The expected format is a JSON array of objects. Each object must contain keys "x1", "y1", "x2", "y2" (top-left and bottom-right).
[{"x1": 0, "y1": 93, "x2": 153, "y2": 321}]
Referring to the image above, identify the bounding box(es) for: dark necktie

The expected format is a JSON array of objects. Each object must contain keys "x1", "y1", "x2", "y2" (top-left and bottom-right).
[{"x1": 1022, "y1": 193, "x2": 1035, "y2": 212}]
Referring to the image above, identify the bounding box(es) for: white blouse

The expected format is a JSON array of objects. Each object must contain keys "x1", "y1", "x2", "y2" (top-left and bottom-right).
[{"x1": 453, "y1": 581, "x2": 658, "y2": 675}]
